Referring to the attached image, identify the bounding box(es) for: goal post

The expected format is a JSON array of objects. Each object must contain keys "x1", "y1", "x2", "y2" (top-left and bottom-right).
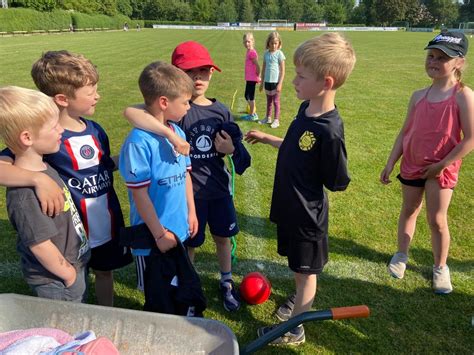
[{"x1": 257, "y1": 19, "x2": 289, "y2": 27}]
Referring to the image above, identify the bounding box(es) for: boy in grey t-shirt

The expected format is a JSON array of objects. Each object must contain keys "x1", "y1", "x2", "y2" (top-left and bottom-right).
[{"x1": 0, "y1": 86, "x2": 90, "y2": 302}]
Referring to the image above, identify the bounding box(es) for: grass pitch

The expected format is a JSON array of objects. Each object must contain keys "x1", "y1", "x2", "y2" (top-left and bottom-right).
[{"x1": 0, "y1": 29, "x2": 472, "y2": 354}]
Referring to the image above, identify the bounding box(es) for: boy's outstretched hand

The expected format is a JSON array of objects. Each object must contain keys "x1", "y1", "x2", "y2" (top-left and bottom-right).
[
  {"x1": 168, "y1": 134, "x2": 191, "y2": 156},
  {"x1": 215, "y1": 131, "x2": 235, "y2": 155},
  {"x1": 245, "y1": 129, "x2": 266, "y2": 144}
]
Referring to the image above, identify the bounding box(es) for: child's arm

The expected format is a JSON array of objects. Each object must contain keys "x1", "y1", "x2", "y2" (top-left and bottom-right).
[
  {"x1": 380, "y1": 92, "x2": 420, "y2": 184},
  {"x1": 277, "y1": 59, "x2": 285, "y2": 93},
  {"x1": 0, "y1": 158, "x2": 65, "y2": 216},
  {"x1": 124, "y1": 105, "x2": 190, "y2": 156},
  {"x1": 245, "y1": 129, "x2": 283, "y2": 148},
  {"x1": 252, "y1": 56, "x2": 261, "y2": 81},
  {"x1": 29, "y1": 239, "x2": 77, "y2": 287},
  {"x1": 422, "y1": 87, "x2": 474, "y2": 179},
  {"x1": 259, "y1": 60, "x2": 266, "y2": 92},
  {"x1": 131, "y1": 186, "x2": 177, "y2": 252},
  {"x1": 186, "y1": 173, "x2": 198, "y2": 238}
]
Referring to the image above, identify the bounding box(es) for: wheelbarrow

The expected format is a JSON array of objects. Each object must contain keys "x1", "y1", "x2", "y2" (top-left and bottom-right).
[{"x1": 0, "y1": 293, "x2": 369, "y2": 354}]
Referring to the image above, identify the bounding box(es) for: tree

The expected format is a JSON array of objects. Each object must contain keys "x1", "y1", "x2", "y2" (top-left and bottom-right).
[
  {"x1": 406, "y1": 3, "x2": 435, "y2": 27},
  {"x1": 280, "y1": 0, "x2": 304, "y2": 22},
  {"x1": 302, "y1": 0, "x2": 324, "y2": 22},
  {"x1": 238, "y1": 0, "x2": 255, "y2": 22},
  {"x1": 324, "y1": 2, "x2": 347, "y2": 24},
  {"x1": 10, "y1": 0, "x2": 58, "y2": 11},
  {"x1": 361, "y1": 0, "x2": 378, "y2": 25},
  {"x1": 375, "y1": 0, "x2": 409, "y2": 26},
  {"x1": 173, "y1": 1, "x2": 192, "y2": 21},
  {"x1": 117, "y1": 0, "x2": 132, "y2": 16},
  {"x1": 217, "y1": 0, "x2": 237, "y2": 22},
  {"x1": 349, "y1": 4, "x2": 367, "y2": 24},
  {"x1": 193, "y1": 0, "x2": 214, "y2": 23},
  {"x1": 426, "y1": 0, "x2": 459, "y2": 26},
  {"x1": 259, "y1": 0, "x2": 279, "y2": 19}
]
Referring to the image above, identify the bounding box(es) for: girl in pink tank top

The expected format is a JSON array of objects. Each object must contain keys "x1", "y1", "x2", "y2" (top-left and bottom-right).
[{"x1": 380, "y1": 31, "x2": 474, "y2": 295}]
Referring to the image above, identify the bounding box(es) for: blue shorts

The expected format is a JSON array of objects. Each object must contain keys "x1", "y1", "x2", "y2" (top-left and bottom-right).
[{"x1": 185, "y1": 196, "x2": 239, "y2": 248}]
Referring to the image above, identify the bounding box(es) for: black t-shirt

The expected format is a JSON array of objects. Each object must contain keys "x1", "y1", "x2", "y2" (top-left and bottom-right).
[{"x1": 270, "y1": 101, "x2": 350, "y2": 227}]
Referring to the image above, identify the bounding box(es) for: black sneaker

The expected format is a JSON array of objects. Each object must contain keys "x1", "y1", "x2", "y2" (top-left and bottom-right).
[
  {"x1": 276, "y1": 294, "x2": 296, "y2": 321},
  {"x1": 257, "y1": 324, "x2": 305, "y2": 346},
  {"x1": 220, "y1": 279, "x2": 241, "y2": 312}
]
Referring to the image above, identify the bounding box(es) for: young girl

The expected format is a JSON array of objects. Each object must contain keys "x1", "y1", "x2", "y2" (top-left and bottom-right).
[
  {"x1": 380, "y1": 32, "x2": 474, "y2": 294},
  {"x1": 259, "y1": 31, "x2": 285, "y2": 128},
  {"x1": 241, "y1": 33, "x2": 261, "y2": 122}
]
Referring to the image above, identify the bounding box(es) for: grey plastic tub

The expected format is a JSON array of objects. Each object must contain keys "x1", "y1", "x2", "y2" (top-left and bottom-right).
[{"x1": 0, "y1": 293, "x2": 238, "y2": 354}]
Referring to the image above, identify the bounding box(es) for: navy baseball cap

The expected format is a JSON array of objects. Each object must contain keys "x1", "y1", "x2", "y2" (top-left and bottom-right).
[{"x1": 425, "y1": 31, "x2": 468, "y2": 58}]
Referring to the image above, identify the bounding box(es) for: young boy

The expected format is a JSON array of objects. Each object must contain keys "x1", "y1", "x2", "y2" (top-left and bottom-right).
[
  {"x1": 124, "y1": 41, "x2": 250, "y2": 312},
  {"x1": 0, "y1": 86, "x2": 90, "y2": 302},
  {"x1": 119, "y1": 61, "x2": 202, "y2": 314},
  {"x1": 0, "y1": 51, "x2": 132, "y2": 306},
  {"x1": 245, "y1": 33, "x2": 356, "y2": 345}
]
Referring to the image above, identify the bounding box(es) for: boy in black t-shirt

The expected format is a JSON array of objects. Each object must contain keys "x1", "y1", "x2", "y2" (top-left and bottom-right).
[{"x1": 245, "y1": 33, "x2": 356, "y2": 346}]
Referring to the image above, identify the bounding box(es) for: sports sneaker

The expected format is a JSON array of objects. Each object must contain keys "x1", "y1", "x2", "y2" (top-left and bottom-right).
[
  {"x1": 259, "y1": 117, "x2": 272, "y2": 125},
  {"x1": 270, "y1": 120, "x2": 280, "y2": 128},
  {"x1": 432, "y1": 265, "x2": 453, "y2": 294},
  {"x1": 220, "y1": 279, "x2": 241, "y2": 311},
  {"x1": 276, "y1": 294, "x2": 295, "y2": 322},
  {"x1": 257, "y1": 324, "x2": 305, "y2": 346},
  {"x1": 250, "y1": 113, "x2": 259, "y2": 121},
  {"x1": 241, "y1": 113, "x2": 259, "y2": 121},
  {"x1": 388, "y1": 252, "x2": 408, "y2": 279}
]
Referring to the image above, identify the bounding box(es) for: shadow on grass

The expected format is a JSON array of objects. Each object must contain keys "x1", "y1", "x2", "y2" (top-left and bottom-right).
[{"x1": 236, "y1": 211, "x2": 276, "y2": 241}]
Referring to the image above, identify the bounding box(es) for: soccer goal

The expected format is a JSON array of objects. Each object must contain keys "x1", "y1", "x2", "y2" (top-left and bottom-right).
[{"x1": 257, "y1": 19, "x2": 289, "y2": 28}]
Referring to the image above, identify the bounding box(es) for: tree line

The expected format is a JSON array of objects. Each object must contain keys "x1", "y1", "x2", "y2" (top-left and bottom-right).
[{"x1": 7, "y1": 0, "x2": 474, "y2": 27}]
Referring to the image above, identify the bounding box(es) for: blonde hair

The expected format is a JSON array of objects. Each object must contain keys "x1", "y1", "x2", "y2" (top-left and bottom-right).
[
  {"x1": 31, "y1": 50, "x2": 99, "y2": 98},
  {"x1": 139, "y1": 61, "x2": 194, "y2": 106},
  {"x1": 243, "y1": 32, "x2": 255, "y2": 43},
  {"x1": 265, "y1": 31, "x2": 282, "y2": 50},
  {"x1": 0, "y1": 86, "x2": 59, "y2": 153},
  {"x1": 293, "y1": 33, "x2": 356, "y2": 89}
]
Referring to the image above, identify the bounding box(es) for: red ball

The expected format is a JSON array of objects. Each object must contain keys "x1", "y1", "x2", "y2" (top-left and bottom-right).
[{"x1": 240, "y1": 272, "x2": 271, "y2": 305}]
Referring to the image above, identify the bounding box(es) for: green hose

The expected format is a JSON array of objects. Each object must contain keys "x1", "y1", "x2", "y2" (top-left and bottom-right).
[{"x1": 228, "y1": 155, "x2": 237, "y2": 264}]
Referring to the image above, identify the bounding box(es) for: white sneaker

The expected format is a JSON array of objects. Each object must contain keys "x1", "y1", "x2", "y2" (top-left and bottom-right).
[
  {"x1": 270, "y1": 120, "x2": 280, "y2": 128},
  {"x1": 433, "y1": 265, "x2": 453, "y2": 294},
  {"x1": 388, "y1": 252, "x2": 408, "y2": 279}
]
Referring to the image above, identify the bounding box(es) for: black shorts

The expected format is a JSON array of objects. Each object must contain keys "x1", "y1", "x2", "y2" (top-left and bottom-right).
[
  {"x1": 245, "y1": 81, "x2": 257, "y2": 101},
  {"x1": 397, "y1": 174, "x2": 426, "y2": 187},
  {"x1": 185, "y1": 196, "x2": 239, "y2": 248},
  {"x1": 88, "y1": 237, "x2": 133, "y2": 271},
  {"x1": 276, "y1": 200, "x2": 328, "y2": 274},
  {"x1": 264, "y1": 82, "x2": 278, "y2": 91}
]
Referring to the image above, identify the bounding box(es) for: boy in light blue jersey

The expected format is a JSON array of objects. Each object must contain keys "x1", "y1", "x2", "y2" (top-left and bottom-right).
[{"x1": 119, "y1": 61, "x2": 200, "y2": 313}]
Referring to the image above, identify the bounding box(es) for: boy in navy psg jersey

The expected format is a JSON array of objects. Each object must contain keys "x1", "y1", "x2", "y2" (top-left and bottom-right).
[
  {"x1": 0, "y1": 50, "x2": 132, "y2": 306},
  {"x1": 245, "y1": 33, "x2": 356, "y2": 346}
]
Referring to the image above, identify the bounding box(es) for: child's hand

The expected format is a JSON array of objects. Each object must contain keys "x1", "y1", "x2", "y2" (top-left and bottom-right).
[
  {"x1": 168, "y1": 134, "x2": 190, "y2": 156},
  {"x1": 188, "y1": 212, "x2": 198, "y2": 238},
  {"x1": 215, "y1": 131, "x2": 235, "y2": 155},
  {"x1": 64, "y1": 268, "x2": 77, "y2": 288},
  {"x1": 380, "y1": 165, "x2": 393, "y2": 184},
  {"x1": 276, "y1": 83, "x2": 283, "y2": 92},
  {"x1": 245, "y1": 129, "x2": 266, "y2": 145},
  {"x1": 421, "y1": 162, "x2": 444, "y2": 179},
  {"x1": 35, "y1": 173, "x2": 65, "y2": 216},
  {"x1": 156, "y1": 230, "x2": 177, "y2": 253}
]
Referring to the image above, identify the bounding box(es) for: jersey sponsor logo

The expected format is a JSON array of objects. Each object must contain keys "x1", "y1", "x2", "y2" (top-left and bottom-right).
[
  {"x1": 299, "y1": 131, "x2": 316, "y2": 151},
  {"x1": 157, "y1": 171, "x2": 187, "y2": 188},
  {"x1": 67, "y1": 170, "x2": 112, "y2": 195}
]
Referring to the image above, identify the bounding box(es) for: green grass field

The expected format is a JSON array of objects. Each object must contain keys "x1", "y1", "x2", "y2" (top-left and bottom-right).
[{"x1": 0, "y1": 29, "x2": 473, "y2": 354}]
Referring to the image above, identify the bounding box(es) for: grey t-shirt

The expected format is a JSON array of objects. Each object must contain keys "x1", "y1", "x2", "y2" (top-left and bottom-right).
[{"x1": 7, "y1": 164, "x2": 90, "y2": 285}]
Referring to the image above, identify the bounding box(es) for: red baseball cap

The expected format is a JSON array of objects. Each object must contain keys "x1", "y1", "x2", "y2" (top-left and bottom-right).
[{"x1": 171, "y1": 41, "x2": 221, "y2": 72}]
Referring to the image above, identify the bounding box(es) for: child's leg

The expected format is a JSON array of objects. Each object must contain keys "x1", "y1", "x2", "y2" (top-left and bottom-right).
[
  {"x1": 424, "y1": 179, "x2": 453, "y2": 267},
  {"x1": 187, "y1": 246, "x2": 196, "y2": 263},
  {"x1": 273, "y1": 92, "x2": 281, "y2": 121},
  {"x1": 291, "y1": 272, "x2": 317, "y2": 317},
  {"x1": 397, "y1": 184, "x2": 424, "y2": 254},
  {"x1": 213, "y1": 235, "x2": 232, "y2": 277},
  {"x1": 248, "y1": 100, "x2": 256, "y2": 115},
  {"x1": 265, "y1": 93, "x2": 273, "y2": 119},
  {"x1": 94, "y1": 269, "x2": 114, "y2": 307}
]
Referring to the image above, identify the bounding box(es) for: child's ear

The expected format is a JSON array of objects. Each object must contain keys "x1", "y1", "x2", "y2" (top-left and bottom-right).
[
  {"x1": 324, "y1": 76, "x2": 335, "y2": 90},
  {"x1": 19, "y1": 130, "x2": 33, "y2": 148},
  {"x1": 209, "y1": 67, "x2": 215, "y2": 75},
  {"x1": 158, "y1": 96, "x2": 168, "y2": 110},
  {"x1": 53, "y1": 94, "x2": 68, "y2": 108}
]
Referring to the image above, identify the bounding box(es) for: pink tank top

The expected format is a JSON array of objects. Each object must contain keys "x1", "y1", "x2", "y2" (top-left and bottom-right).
[{"x1": 400, "y1": 85, "x2": 462, "y2": 188}]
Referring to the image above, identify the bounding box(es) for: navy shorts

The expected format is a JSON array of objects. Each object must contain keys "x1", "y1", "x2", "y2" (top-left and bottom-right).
[
  {"x1": 245, "y1": 81, "x2": 257, "y2": 101},
  {"x1": 276, "y1": 199, "x2": 328, "y2": 275},
  {"x1": 264, "y1": 82, "x2": 278, "y2": 91},
  {"x1": 185, "y1": 196, "x2": 239, "y2": 248},
  {"x1": 397, "y1": 174, "x2": 426, "y2": 187},
  {"x1": 88, "y1": 237, "x2": 133, "y2": 271}
]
